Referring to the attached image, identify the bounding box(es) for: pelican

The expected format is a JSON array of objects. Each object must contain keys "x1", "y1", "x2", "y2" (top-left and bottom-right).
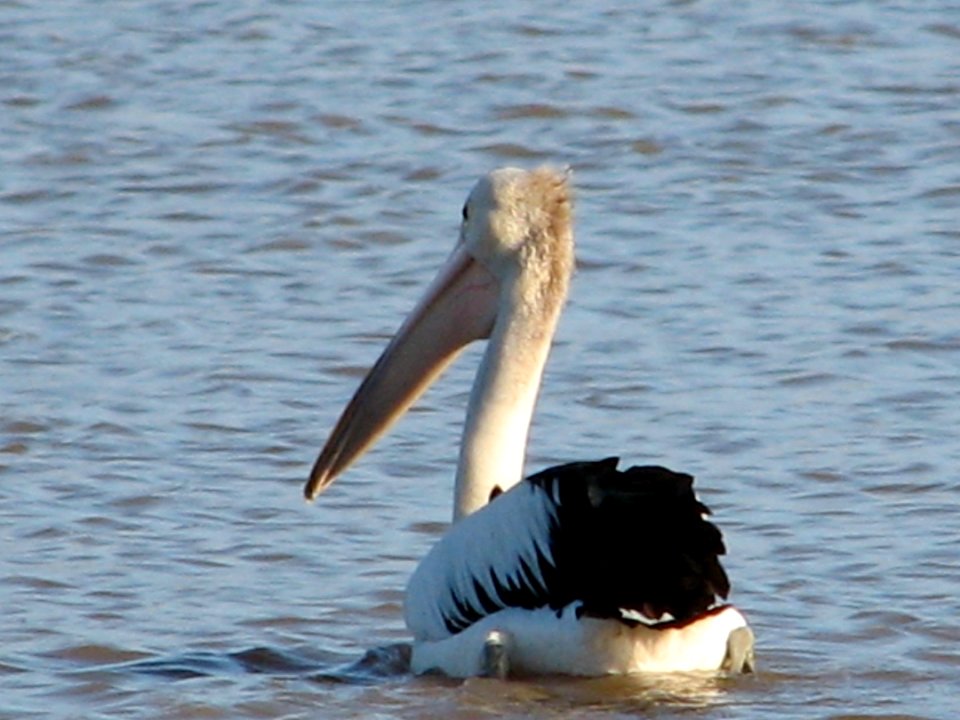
[{"x1": 306, "y1": 167, "x2": 754, "y2": 678}]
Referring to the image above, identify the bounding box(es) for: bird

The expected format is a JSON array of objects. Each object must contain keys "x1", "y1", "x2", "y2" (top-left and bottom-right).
[{"x1": 305, "y1": 166, "x2": 754, "y2": 678}]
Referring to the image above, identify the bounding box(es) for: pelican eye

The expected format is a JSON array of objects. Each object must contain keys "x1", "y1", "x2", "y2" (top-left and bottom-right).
[{"x1": 461, "y1": 203, "x2": 469, "y2": 222}]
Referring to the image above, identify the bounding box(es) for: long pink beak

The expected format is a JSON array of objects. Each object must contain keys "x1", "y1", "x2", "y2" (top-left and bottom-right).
[{"x1": 305, "y1": 244, "x2": 500, "y2": 501}]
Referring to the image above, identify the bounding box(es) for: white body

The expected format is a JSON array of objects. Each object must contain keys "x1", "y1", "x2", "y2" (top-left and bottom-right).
[{"x1": 411, "y1": 604, "x2": 750, "y2": 677}]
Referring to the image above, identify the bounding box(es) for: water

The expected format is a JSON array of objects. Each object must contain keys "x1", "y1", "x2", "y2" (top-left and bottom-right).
[{"x1": 2, "y1": 1, "x2": 959, "y2": 717}]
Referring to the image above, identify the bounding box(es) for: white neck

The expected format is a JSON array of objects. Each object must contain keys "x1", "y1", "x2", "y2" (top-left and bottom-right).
[{"x1": 452, "y1": 285, "x2": 564, "y2": 521}]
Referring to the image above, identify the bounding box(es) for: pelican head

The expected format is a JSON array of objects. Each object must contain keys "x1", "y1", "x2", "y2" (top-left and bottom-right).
[
  {"x1": 307, "y1": 167, "x2": 574, "y2": 518},
  {"x1": 460, "y1": 167, "x2": 573, "y2": 303}
]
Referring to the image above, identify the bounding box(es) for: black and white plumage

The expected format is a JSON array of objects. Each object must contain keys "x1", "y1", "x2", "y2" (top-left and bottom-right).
[
  {"x1": 306, "y1": 168, "x2": 754, "y2": 677},
  {"x1": 407, "y1": 458, "x2": 729, "y2": 642}
]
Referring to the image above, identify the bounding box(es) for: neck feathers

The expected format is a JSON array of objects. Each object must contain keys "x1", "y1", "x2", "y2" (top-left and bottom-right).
[
  {"x1": 453, "y1": 166, "x2": 574, "y2": 521},
  {"x1": 452, "y1": 307, "x2": 559, "y2": 519},
  {"x1": 453, "y1": 208, "x2": 573, "y2": 519}
]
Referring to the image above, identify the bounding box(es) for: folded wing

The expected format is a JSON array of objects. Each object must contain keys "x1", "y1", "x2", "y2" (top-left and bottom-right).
[{"x1": 405, "y1": 458, "x2": 730, "y2": 641}]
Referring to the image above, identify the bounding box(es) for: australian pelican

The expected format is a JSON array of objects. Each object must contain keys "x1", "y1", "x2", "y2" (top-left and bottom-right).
[{"x1": 306, "y1": 167, "x2": 754, "y2": 677}]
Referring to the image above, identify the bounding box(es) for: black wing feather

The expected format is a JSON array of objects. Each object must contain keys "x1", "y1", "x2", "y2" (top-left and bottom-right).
[
  {"x1": 408, "y1": 457, "x2": 733, "y2": 639},
  {"x1": 531, "y1": 457, "x2": 730, "y2": 623}
]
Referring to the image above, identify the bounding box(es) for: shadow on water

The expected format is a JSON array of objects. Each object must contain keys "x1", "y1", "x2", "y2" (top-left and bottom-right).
[{"x1": 114, "y1": 642, "x2": 412, "y2": 684}]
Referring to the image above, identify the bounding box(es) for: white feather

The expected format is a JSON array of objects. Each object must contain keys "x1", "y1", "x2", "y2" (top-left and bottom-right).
[
  {"x1": 406, "y1": 480, "x2": 558, "y2": 642},
  {"x1": 410, "y1": 604, "x2": 751, "y2": 677}
]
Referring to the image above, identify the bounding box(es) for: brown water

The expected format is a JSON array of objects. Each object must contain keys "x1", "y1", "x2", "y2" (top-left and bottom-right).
[{"x1": 3, "y1": 1, "x2": 960, "y2": 717}]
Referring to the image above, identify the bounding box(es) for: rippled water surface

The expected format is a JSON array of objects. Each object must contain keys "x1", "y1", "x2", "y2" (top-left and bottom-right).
[{"x1": 3, "y1": 1, "x2": 960, "y2": 717}]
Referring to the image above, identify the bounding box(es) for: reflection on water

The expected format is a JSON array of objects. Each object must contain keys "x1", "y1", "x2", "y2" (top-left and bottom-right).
[
  {"x1": 499, "y1": 671, "x2": 749, "y2": 709},
  {"x1": 106, "y1": 643, "x2": 757, "y2": 717},
  {"x1": 3, "y1": 0, "x2": 960, "y2": 717}
]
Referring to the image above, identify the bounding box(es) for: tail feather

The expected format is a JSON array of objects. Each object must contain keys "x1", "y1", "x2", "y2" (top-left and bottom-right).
[{"x1": 530, "y1": 458, "x2": 730, "y2": 623}]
